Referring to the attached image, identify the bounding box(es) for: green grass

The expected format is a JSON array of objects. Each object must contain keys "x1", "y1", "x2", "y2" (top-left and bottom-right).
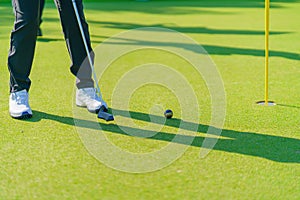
[{"x1": 1, "y1": 0, "x2": 300, "y2": 199}]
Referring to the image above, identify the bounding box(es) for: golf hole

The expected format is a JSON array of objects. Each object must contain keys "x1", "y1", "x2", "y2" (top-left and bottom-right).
[{"x1": 256, "y1": 101, "x2": 276, "y2": 106}]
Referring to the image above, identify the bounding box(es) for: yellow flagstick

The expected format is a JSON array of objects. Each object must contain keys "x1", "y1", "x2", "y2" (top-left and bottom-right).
[
  {"x1": 265, "y1": 0, "x2": 270, "y2": 105},
  {"x1": 257, "y1": 0, "x2": 275, "y2": 106}
]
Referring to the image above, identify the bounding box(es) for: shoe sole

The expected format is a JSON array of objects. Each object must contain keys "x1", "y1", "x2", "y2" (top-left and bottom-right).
[
  {"x1": 76, "y1": 104, "x2": 100, "y2": 114},
  {"x1": 10, "y1": 112, "x2": 33, "y2": 120}
]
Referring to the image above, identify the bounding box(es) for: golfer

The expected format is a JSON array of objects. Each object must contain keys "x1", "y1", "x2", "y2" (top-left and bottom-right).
[{"x1": 8, "y1": 0, "x2": 106, "y2": 119}]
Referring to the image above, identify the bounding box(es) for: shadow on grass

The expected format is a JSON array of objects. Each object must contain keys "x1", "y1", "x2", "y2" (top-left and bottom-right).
[
  {"x1": 35, "y1": 31, "x2": 300, "y2": 61},
  {"x1": 29, "y1": 109, "x2": 300, "y2": 163},
  {"x1": 86, "y1": 21, "x2": 299, "y2": 61},
  {"x1": 36, "y1": 37, "x2": 64, "y2": 42},
  {"x1": 83, "y1": 0, "x2": 298, "y2": 14},
  {"x1": 277, "y1": 104, "x2": 300, "y2": 109},
  {"x1": 95, "y1": 36, "x2": 300, "y2": 61},
  {"x1": 89, "y1": 21, "x2": 291, "y2": 36},
  {"x1": 2, "y1": 3, "x2": 299, "y2": 61}
]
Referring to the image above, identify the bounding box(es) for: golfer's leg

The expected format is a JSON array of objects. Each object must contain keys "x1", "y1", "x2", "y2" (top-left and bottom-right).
[
  {"x1": 8, "y1": 0, "x2": 39, "y2": 92},
  {"x1": 54, "y1": 0, "x2": 94, "y2": 89}
]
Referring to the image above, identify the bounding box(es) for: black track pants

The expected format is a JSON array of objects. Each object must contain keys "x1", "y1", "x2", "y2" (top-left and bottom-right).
[{"x1": 8, "y1": 0, "x2": 94, "y2": 92}]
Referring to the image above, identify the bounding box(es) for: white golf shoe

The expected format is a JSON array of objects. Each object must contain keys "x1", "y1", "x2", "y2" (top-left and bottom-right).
[
  {"x1": 76, "y1": 87, "x2": 108, "y2": 113},
  {"x1": 9, "y1": 89, "x2": 33, "y2": 119}
]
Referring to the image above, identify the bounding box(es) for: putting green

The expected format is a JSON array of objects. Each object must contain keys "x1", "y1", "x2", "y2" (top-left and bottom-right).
[{"x1": 0, "y1": 0, "x2": 299, "y2": 199}]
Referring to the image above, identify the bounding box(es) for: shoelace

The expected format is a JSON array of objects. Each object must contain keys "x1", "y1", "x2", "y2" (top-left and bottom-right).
[
  {"x1": 15, "y1": 92, "x2": 28, "y2": 105},
  {"x1": 82, "y1": 89, "x2": 99, "y2": 103}
]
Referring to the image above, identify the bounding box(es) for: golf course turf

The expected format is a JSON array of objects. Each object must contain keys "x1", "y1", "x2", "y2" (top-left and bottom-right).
[{"x1": 0, "y1": 0, "x2": 299, "y2": 199}]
